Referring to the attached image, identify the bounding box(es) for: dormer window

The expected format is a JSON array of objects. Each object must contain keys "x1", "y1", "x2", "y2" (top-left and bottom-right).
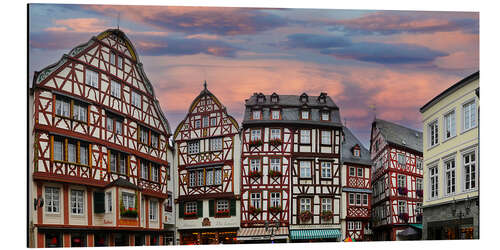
[
  {"x1": 252, "y1": 110, "x2": 261, "y2": 120},
  {"x1": 271, "y1": 93, "x2": 279, "y2": 103},
  {"x1": 318, "y1": 92, "x2": 327, "y2": 104},
  {"x1": 257, "y1": 93, "x2": 266, "y2": 103},
  {"x1": 300, "y1": 93, "x2": 308, "y2": 103},
  {"x1": 301, "y1": 110, "x2": 310, "y2": 120},
  {"x1": 321, "y1": 111, "x2": 330, "y2": 121}
]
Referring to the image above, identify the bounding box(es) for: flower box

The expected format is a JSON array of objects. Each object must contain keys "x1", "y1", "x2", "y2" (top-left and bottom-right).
[
  {"x1": 269, "y1": 139, "x2": 282, "y2": 147},
  {"x1": 249, "y1": 206, "x2": 262, "y2": 215},
  {"x1": 269, "y1": 170, "x2": 282, "y2": 178},
  {"x1": 215, "y1": 210, "x2": 230, "y2": 217},
  {"x1": 121, "y1": 207, "x2": 138, "y2": 218},
  {"x1": 320, "y1": 210, "x2": 333, "y2": 221},
  {"x1": 397, "y1": 187, "x2": 408, "y2": 195},
  {"x1": 269, "y1": 206, "x2": 283, "y2": 214},
  {"x1": 416, "y1": 189, "x2": 423, "y2": 197},
  {"x1": 184, "y1": 211, "x2": 197, "y2": 218},
  {"x1": 299, "y1": 211, "x2": 312, "y2": 222},
  {"x1": 249, "y1": 171, "x2": 262, "y2": 179},
  {"x1": 398, "y1": 212, "x2": 409, "y2": 222},
  {"x1": 249, "y1": 140, "x2": 263, "y2": 148}
]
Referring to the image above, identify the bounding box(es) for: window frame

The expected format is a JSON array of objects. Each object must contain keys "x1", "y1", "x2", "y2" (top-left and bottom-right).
[
  {"x1": 300, "y1": 110, "x2": 310, "y2": 120},
  {"x1": 429, "y1": 165, "x2": 439, "y2": 199},
  {"x1": 271, "y1": 109, "x2": 281, "y2": 120},
  {"x1": 70, "y1": 189, "x2": 85, "y2": 215},
  {"x1": 149, "y1": 200, "x2": 158, "y2": 221},
  {"x1": 250, "y1": 129, "x2": 262, "y2": 142},
  {"x1": 444, "y1": 158, "x2": 456, "y2": 195},
  {"x1": 252, "y1": 110, "x2": 262, "y2": 120},
  {"x1": 320, "y1": 161, "x2": 332, "y2": 179},
  {"x1": 299, "y1": 129, "x2": 311, "y2": 145},
  {"x1": 428, "y1": 120, "x2": 439, "y2": 147},
  {"x1": 110, "y1": 80, "x2": 122, "y2": 99},
  {"x1": 210, "y1": 137, "x2": 223, "y2": 151},
  {"x1": 463, "y1": 151, "x2": 477, "y2": 191},
  {"x1": 187, "y1": 140, "x2": 200, "y2": 155},
  {"x1": 45, "y1": 186, "x2": 60, "y2": 214},
  {"x1": 269, "y1": 157, "x2": 281, "y2": 172},
  {"x1": 269, "y1": 128, "x2": 281, "y2": 140},
  {"x1": 300, "y1": 197, "x2": 311, "y2": 212},
  {"x1": 250, "y1": 192, "x2": 262, "y2": 209},
  {"x1": 321, "y1": 130, "x2": 332, "y2": 145},
  {"x1": 269, "y1": 192, "x2": 282, "y2": 208},
  {"x1": 85, "y1": 68, "x2": 99, "y2": 89},
  {"x1": 462, "y1": 99, "x2": 477, "y2": 132},
  {"x1": 131, "y1": 90, "x2": 141, "y2": 108},
  {"x1": 443, "y1": 110, "x2": 456, "y2": 140},
  {"x1": 321, "y1": 197, "x2": 332, "y2": 212},
  {"x1": 299, "y1": 160, "x2": 312, "y2": 179},
  {"x1": 321, "y1": 111, "x2": 330, "y2": 121}
]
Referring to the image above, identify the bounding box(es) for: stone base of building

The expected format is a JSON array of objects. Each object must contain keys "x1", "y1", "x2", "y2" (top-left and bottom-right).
[{"x1": 372, "y1": 225, "x2": 421, "y2": 241}]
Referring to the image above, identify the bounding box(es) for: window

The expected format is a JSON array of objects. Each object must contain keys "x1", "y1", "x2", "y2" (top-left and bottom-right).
[
  {"x1": 106, "y1": 113, "x2": 123, "y2": 135},
  {"x1": 118, "y1": 56, "x2": 123, "y2": 69},
  {"x1": 349, "y1": 167, "x2": 355, "y2": 176},
  {"x1": 188, "y1": 141, "x2": 199, "y2": 155},
  {"x1": 444, "y1": 111, "x2": 456, "y2": 139},
  {"x1": 463, "y1": 100, "x2": 477, "y2": 130},
  {"x1": 270, "y1": 158, "x2": 280, "y2": 172},
  {"x1": 110, "y1": 52, "x2": 116, "y2": 65},
  {"x1": 363, "y1": 194, "x2": 368, "y2": 205},
  {"x1": 416, "y1": 202, "x2": 422, "y2": 214},
  {"x1": 271, "y1": 96, "x2": 278, "y2": 103},
  {"x1": 139, "y1": 126, "x2": 149, "y2": 145},
  {"x1": 85, "y1": 69, "x2": 99, "y2": 88},
  {"x1": 464, "y1": 152, "x2": 476, "y2": 190},
  {"x1": 214, "y1": 169, "x2": 222, "y2": 185},
  {"x1": 80, "y1": 143, "x2": 89, "y2": 165},
  {"x1": 300, "y1": 130, "x2": 310, "y2": 144},
  {"x1": 301, "y1": 110, "x2": 309, "y2": 119},
  {"x1": 149, "y1": 200, "x2": 158, "y2": 221},
  {"x1": 398, "y1": 154, "x2": 406, "y2": 167},
  {"x1": 356, "y1": 193, "x2": 362, "y2": 205},
  {"x1": 429, "y1": 120, "x2": 439, "y2": 147},
  {"x1": 210, "y1": 117, "x2": 217, "y2": 126},
  {"x1": 270, "y1": 129, "x2": 281, "y2": 140},
  {"x1": 270, "y1": 192, "x2": 281, "y2": 207},
  {"x1": 416, "y1": 159, "x2": 422, "y2": 170},
  {"x1": 111, "y1": 80, "x2": 121, "y2": 99},
  {"x1": 202, "y1": 116, "x2": 209, "y2": 127},
  {"x1": 151, "y1": 132, "x2": 159, "y2": 148},
  {"x1": 321, "y1": 162, "x2": 332, "y2": 178},
  {"x1": 300, "y1": 198, "x2": 311, "y2": 212},
  {"x1": 217, "y1": 200, "x2": 229, "y2": 212},
  {"x1": 151, "y1": 165, "x2": 159, "y2": 182},
  {"x1": 141, "y1": 160, "x2": 148, "y2": 179},
  {"x1": 348, "y1": 221, "x2": 354, "y2": 230},
  {"x1": 123, "y1": 193, "x2": 135, "y2": 210},
  {"x1": 131, "y1": 91, "x2": 141, "y2": 108},
  {"x1": 45, "y1": 187, "x2": 60, "y2": 213},
  {"x1": 55, "y1": 97, "x2": 70, "y2": 118},
  {"x1": 257, "y1": 96, "x2": 265, "y2": 103},
  {"x1": 397, "y1": 174, "x2": 406, "y2": 188},
  {"x1": 186, "y1": 201, "x2": 197, "y2": 213},
  {"x1": 250, "y1": 158, "x2": 261, "y2": 172},
  {"x1": 321, "y1": 198, "x2": 332, "y2": 212},
  {"x1": 353, "y1": 149, "x2": 360, "y2": 157},
  {"x1": 68, "y1": 141, "x2": 76, "y2": 163},
  {"x1": 206, "y1": 169, "x2": 214, "y2": 186},
  {"x1": 210, "y1": 138, "x2": 222, "y2": 151},
  {"x1": 73, "y1": 102, "x2": 87, "y2": 122},
  {"x1": 416, "y1": 178, "x2": 423, "y2": 191},
  {"x1": 271, "y1": 110, "x2": 280, "y2": 120},
  {"x1": 110, "y1": 151, "x2": 127, "y2": 174},
  {"x1": 430, "y1": 166, "x2": 439, "y2": 198},
  {"x1": 71, "y1": 190, "x2": 84, "y2": 215},
  {"x1": 251, "y1": 129, "x2": 261, "y2": 141},
  {"x1": 194, "y1": 119, "x2": 201, "y2": 129},
  {"x1": 321, "y1": 111, "x2": 329, "y2": 121},
  {"x1": 445, "y1": 159, "x2": 456, "y2": 195},
  {"x1": 321, "y1": 131, "x2": 331, "y2": 145},
  {"x1": 357, "y1": 168, "x2": 363, "y2": 177},
  {"x1": 300, "y1": 161, "x2": 312, "y2": 178},
  {"x1": 52, "y1": 137, "x2": 90, "y2": 165},
  {"x1": 189, "y1": 171, "x2": 196, "y2": 187},
  {"x1": 105, "y1": 192, "x2": 112, "y2": 213},
  {"x1": 56, "y1": 96, "x2": 87, "y2": 122},
  {"x1": 252, "y1": 110, "x2": 261, "y2": 120},
  {"x1": 250, "y1": 193, "x2": 261, "y2": 209},
  {"x1": 398, "y1": 200, "x2": 406, "y2": 214},
  {"x1": 196, "y1": 170, "x2": 204, "y2": 186},
  {"x1": 349, "y1": 193, "x2": 355, "y2": 205}
]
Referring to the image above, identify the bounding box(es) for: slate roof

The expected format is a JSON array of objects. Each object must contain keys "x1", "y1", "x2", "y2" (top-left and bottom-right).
[
  {"x1": 341, "y1": 126, "x2": 371, "y2": 166},
  {"x1": 374, "y1": 119, "x2": 423, "y2": 153},
  {"x1": 242, "y1": 93, "x2": 342, "y2": 127},
  {"x1": 105, "y1": 178, "x2": 140, "y2": 190}
]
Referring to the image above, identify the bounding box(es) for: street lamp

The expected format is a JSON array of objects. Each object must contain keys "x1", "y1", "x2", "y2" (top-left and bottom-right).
[
  {"x1": 265, "y1": 219, "x2": 280, "y2": 243},
  {"x1": 451, "y1": 196, "x2": 472, "y2": 239}
]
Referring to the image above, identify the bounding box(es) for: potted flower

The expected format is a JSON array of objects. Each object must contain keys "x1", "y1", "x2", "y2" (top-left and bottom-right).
[
  {"x1": 120, "y1": 193, "x2": 138, "y2": 218},
  {"x1": 215, "y1": 209, "x2": 230, "y2": 217},
  {"x1": 398, "y1": 212, "x2": 409, "y2": 222},
  {"x1": 269, "y1": 138, "x2": 282, "y2": 147},
  {"x1": 269, "y1": 170, "x2": 282, "y2": 178},
  {"x1": 249, "y1": 140, "x2": 263, "y2": 148},
  {"x1": 249, "y1": 170, "x2": 262, "y2": 179},
  {"x1": 299, "y1": 211, "x2": 312, "y2": 222},
  {"x1": 184, "y1": 211, "x2": 197, "y2": 218},
  {"x1": 269, "y1": 206, "x2": 283, "y2": 214},
  {"x1": 321, "y1": 210, "x2": 333, "y2": 221},
  {"x1": 397, "y1": 187, "x2": 408, "y2": 196},
  {"x1": 249, "y1": 206, "x2": 262, "y2": 215},
  {"x1": 416, "y1": 189, "x2": 423, "y2": 197}
]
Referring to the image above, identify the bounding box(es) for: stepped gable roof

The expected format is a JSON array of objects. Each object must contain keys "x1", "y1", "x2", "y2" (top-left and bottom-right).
[
  {"x1": 374, "y1": 119, "x2": 423, "y2": 153},
  {"x1": 341, "y1": 126, "x2": 371, "y2": 166},
  {"x1": 243, "y1": 93, "x2": 342, "y2": 127},
  {"x1": 105, "y1": 178, "x2": 140, "y2": 190}
]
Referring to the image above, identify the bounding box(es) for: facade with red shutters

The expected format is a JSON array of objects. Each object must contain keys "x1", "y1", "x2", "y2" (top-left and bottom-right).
[
  {"x1": 28, "y1": 29, "x2": 175, "y2": 247},
  {"x1": 370, "y1": 119, "x2": 423, "y2": 241}
]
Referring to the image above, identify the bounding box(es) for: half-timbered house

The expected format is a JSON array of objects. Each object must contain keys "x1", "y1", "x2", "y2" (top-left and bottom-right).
[
  {"x1": 28, "y1": 29, "x2": 175, "y2": 247},
  {"x1": 340, "y1": 127, "x2": 372, "y2": 241},
  {"x1": 173, "y1": 84, "x2": 240, "y2": 245},
  {"x1": 370, "y1": 119, "x2": 423, "y2": 241}
]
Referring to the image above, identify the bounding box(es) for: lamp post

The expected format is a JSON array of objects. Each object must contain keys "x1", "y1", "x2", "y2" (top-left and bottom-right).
[
  {"x1": 265, "y1": 219, "x2": 280, "y2": 243},
  {"x1": 451, "y1": 196, "x2": 472, "y2": 239}
]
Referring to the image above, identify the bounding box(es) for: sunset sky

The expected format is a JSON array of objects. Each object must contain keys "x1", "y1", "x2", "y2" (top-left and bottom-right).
[{"x1": 28, "y1": 4, "x2": 479, "y2": 147}]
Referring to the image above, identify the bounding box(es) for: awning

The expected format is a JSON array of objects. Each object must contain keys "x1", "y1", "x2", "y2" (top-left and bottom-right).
[
  {"x1": 290, "y1": 229, "x2": 341, "y2": 240},
  {"x1": 397, "y1": 227, "x2": 419, "y2": 237},
  {"x1": 409, "y1": 224, "x2": 423, "y2": 230},
  {"x1": 237, "y1": 227, "x2": 289, "y2": 241}
]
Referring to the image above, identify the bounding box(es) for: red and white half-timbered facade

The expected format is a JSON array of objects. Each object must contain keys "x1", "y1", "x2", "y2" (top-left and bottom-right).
[
  {"x1": 29, "y1": 29, "x2": 175, "y2": 247},
  {"x1": 340, "y1": 127, "x2": 373, "y2": 241},
  {"x1": 370, "y1": 119, "x2": 423, "y2": 241},
  {"x1": 173, "y1": 85, "x2": 240, "y2": 245}
]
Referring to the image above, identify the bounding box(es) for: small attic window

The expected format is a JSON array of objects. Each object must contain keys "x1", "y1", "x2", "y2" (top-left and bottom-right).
[
  {"x1": 300, "y1": 93, "x2": 308, "y2": 103},
  {"x1": 318, "y1": 93, "x2": 327, "y2": 104},
  {"x1": 257, "y1": 93, "x2": 266, "y2": 103},
  {"x1": 271, "y1": 93, "x2": 279, "y2": 103}
]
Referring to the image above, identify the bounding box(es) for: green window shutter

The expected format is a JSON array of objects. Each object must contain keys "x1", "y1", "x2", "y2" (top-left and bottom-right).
[
  {"x1": 179, "y1": 202, "x2": 184, "y2": 218},
  {"x1": 209, "y1": 200, "x2": 215, "y2": 217},
  {"x1": 197, "y1": 200, "x2": 203, "y2": 217},
  {"x1": 230, "y1": 199, "x2": 236, "y2": 216},
  {"x1": 94, "y1": 191, "x2": 105, "y2": 213}
]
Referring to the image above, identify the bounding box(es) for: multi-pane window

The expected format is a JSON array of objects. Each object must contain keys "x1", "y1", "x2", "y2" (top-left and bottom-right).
[
  {"x1": 300, "y1": 130, "x2": 310, "y2": 144},
  {"x1": 250, "y1": 193, "x2": 261, "y2": 209},
  {"x1": 53, "y1": 137, "x2": 89, "y2": 165},
  {"x1": 189, "y1": 171, "x2": 196, "y2": 187},
  {"x1": 56, "y1": 97, "x2": 87, "y2": 123},
  {"x1": 362, "y1": 194, "x2": 368, "y2": 205},
  {"x1": 429, "y1": 121, "x2": 439, "y2": 147},
  {"x1": 68, "y1": 141, "x2": 77, "y2": 163},
  {"x1": 416, "y1": 178, "x2": 423, "y2": 191},
  {"x1": 105, "y1": 192, "x2": 112, "y2": 213},
  {"x1": 445, "y1": 159, "x2": 456, "y2": 194},
  {"x1": 271, "y1": 96, "x2": 278, "y2": 103},
  {"x1": 85, "y1": 69, "x2": 99, "y2": 88},
  {"x1": 270, "y1": 129, "x2": 281, "y2": 140},
  {"x1": 70, "y1": 190, "x2": 84, "y2": 215},
  {"x1": 188, "y1": 141, "x2": 200, "y2": 154},
  {"x1": 356, "y1": 193, "x2": 362, "y2": 205},
  {"x1": 110, "y1": 151, "x2": 126, "y2": 174},
  {"x1": 214, "y1": 169, "x2": 222, "y2": 185},
  {"x1": 444, "y1": 111, "x2": 456, "y2": 139},
  {"x1": 270, "y1": 192, "x2": 281, "y2": 207},
  {"x1": 131, "y1": 91, "x2": 141, "y2": 108},
  {"x1": 217, "y1": 200, "x2": 229, "y2": 212},
  {"x1": 45, "y1": 187, "x2": 60, "y2": 213},
  {"x1": 196, "y1": 170, "x2": 204, "y2": 186},
  {"x1": 270, "y1": 158, "x2": 280, "y2": 172},
  {"x1": 397, "y1": 174, "x2": 406, "y2": 188},
  {"x1": 210, "y1": 117, "x2": 217, "y2": 126},
  {"x1": 430, "y1": 166, "x2": 439, "y2": 198},
  {"x1": 139, "y1": 126, "x2": 149, "y2": 145},
  {"x1": 203, "y1": 116, "x2": 209, "y2": 127},
  {"x1": 111, "y1": 80, "x2": 121, "y2": 99},
  {"x1": 110, "y1": 52, "x2": 116, "y2": 65},
  {"x1": 416, "y1": 159, "x2": 423, "y2": 170},
  {"x1": 463, "y1": 101, "x2": 477, "y2": 130},
  {"x1": 300, "y1": 198, "x2": 311, "y2": 212},
  {"x1": 106, "y1": 114, "x2": 123, "y2": 135},
  {"x1": 349, "y1": 167, "x2": 355, "y2": 176},
  {"x1": 300, "y1": 161, "x2": 311, "y2": 178},
  {"x1": 398, "y1": 200, "x2": 407, "y2": 214},
  {"x1": 186, "y1": 201, "x2": 197, "y2": 213},
  {"x1": 321, "y1": 162, "x2": 332, "y2": 178},
  {"x1": 321, "y1": 198, "x2": 332, "y2": 212},
  {"x1": 321, "y1": 131, "x2": 331, "y2": 145},
  {"x1": 210, "y1": 138, "x2": 222, "y2": 151},
  {"x1": 80, "y1": 143, "x2": 89, "y2": 165},
  {"x1": 73, "y1": 102, "x2": 87, "y2": 122},
  {"x1": 151, "y1": 132, "x2": 159, "y2": 148},
  {"x1": 357, "y1": 168, "x2": 363, "y2": 177},
  {"x1": 194, "y1": 120, "x2": 201, "y2": 129},
  {"x1": 141, "y1": 160, "x2": 148, "y2": 179},
  {"x1": 321, "y1": 111, "x2": 329, "y2": 121},
  {"x1": 250, "y1": 159, "x2": 261, "y2": 172},
  {"x1": 349, "y1": 193, "x2": 355, "y2": 205},
  {"x1": 123, "y1": 193, "x2": 135, "y2": 210},
  {"x1": 149, "y1": 200, "x2": 158, "y2": 221},
  {"x1": 301, "y1": 110, "x2": 309, "y2": 119},
  {"x1": 55, "y1": 97, "x2": 70, "y2": 117},
  {"x1": 398, "y1": 154, "x2": 406, "y2": 167},
  {"x1": 117, "y1": 56, "x2": 123, "y2": 69},
  {"x1": 252, "y1": 110, "x2": 261, "y2": 120},
  {"x1": 251, "y1": 129, "x2": 261, "y2": 141},
  {"x1": 206, "y1": 169, "x2": 214, "y2": 186},
  {"x1": 464, "y1": 152, "x2": 476, "y2": 190},
  {"x1": 271, "y1": 110, "x2": 280, "y2": 120},
  {"x1": 416, "y1": 202, "x2": 422, "y2": 214},
  {"x1": 151, "y1": 165, "x2": 159, "y2": 182}
]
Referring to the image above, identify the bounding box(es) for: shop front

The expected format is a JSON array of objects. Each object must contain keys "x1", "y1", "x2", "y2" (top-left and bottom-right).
[
  {"x1": 289, "y1": 229, "x2": 341, "y2": 243},
  {"x1": 237, "y1": 227, "x2": 289, "y2": 244},
  {"x1": 179, "y1": 229, "x2": 238, "y2": 245}
]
